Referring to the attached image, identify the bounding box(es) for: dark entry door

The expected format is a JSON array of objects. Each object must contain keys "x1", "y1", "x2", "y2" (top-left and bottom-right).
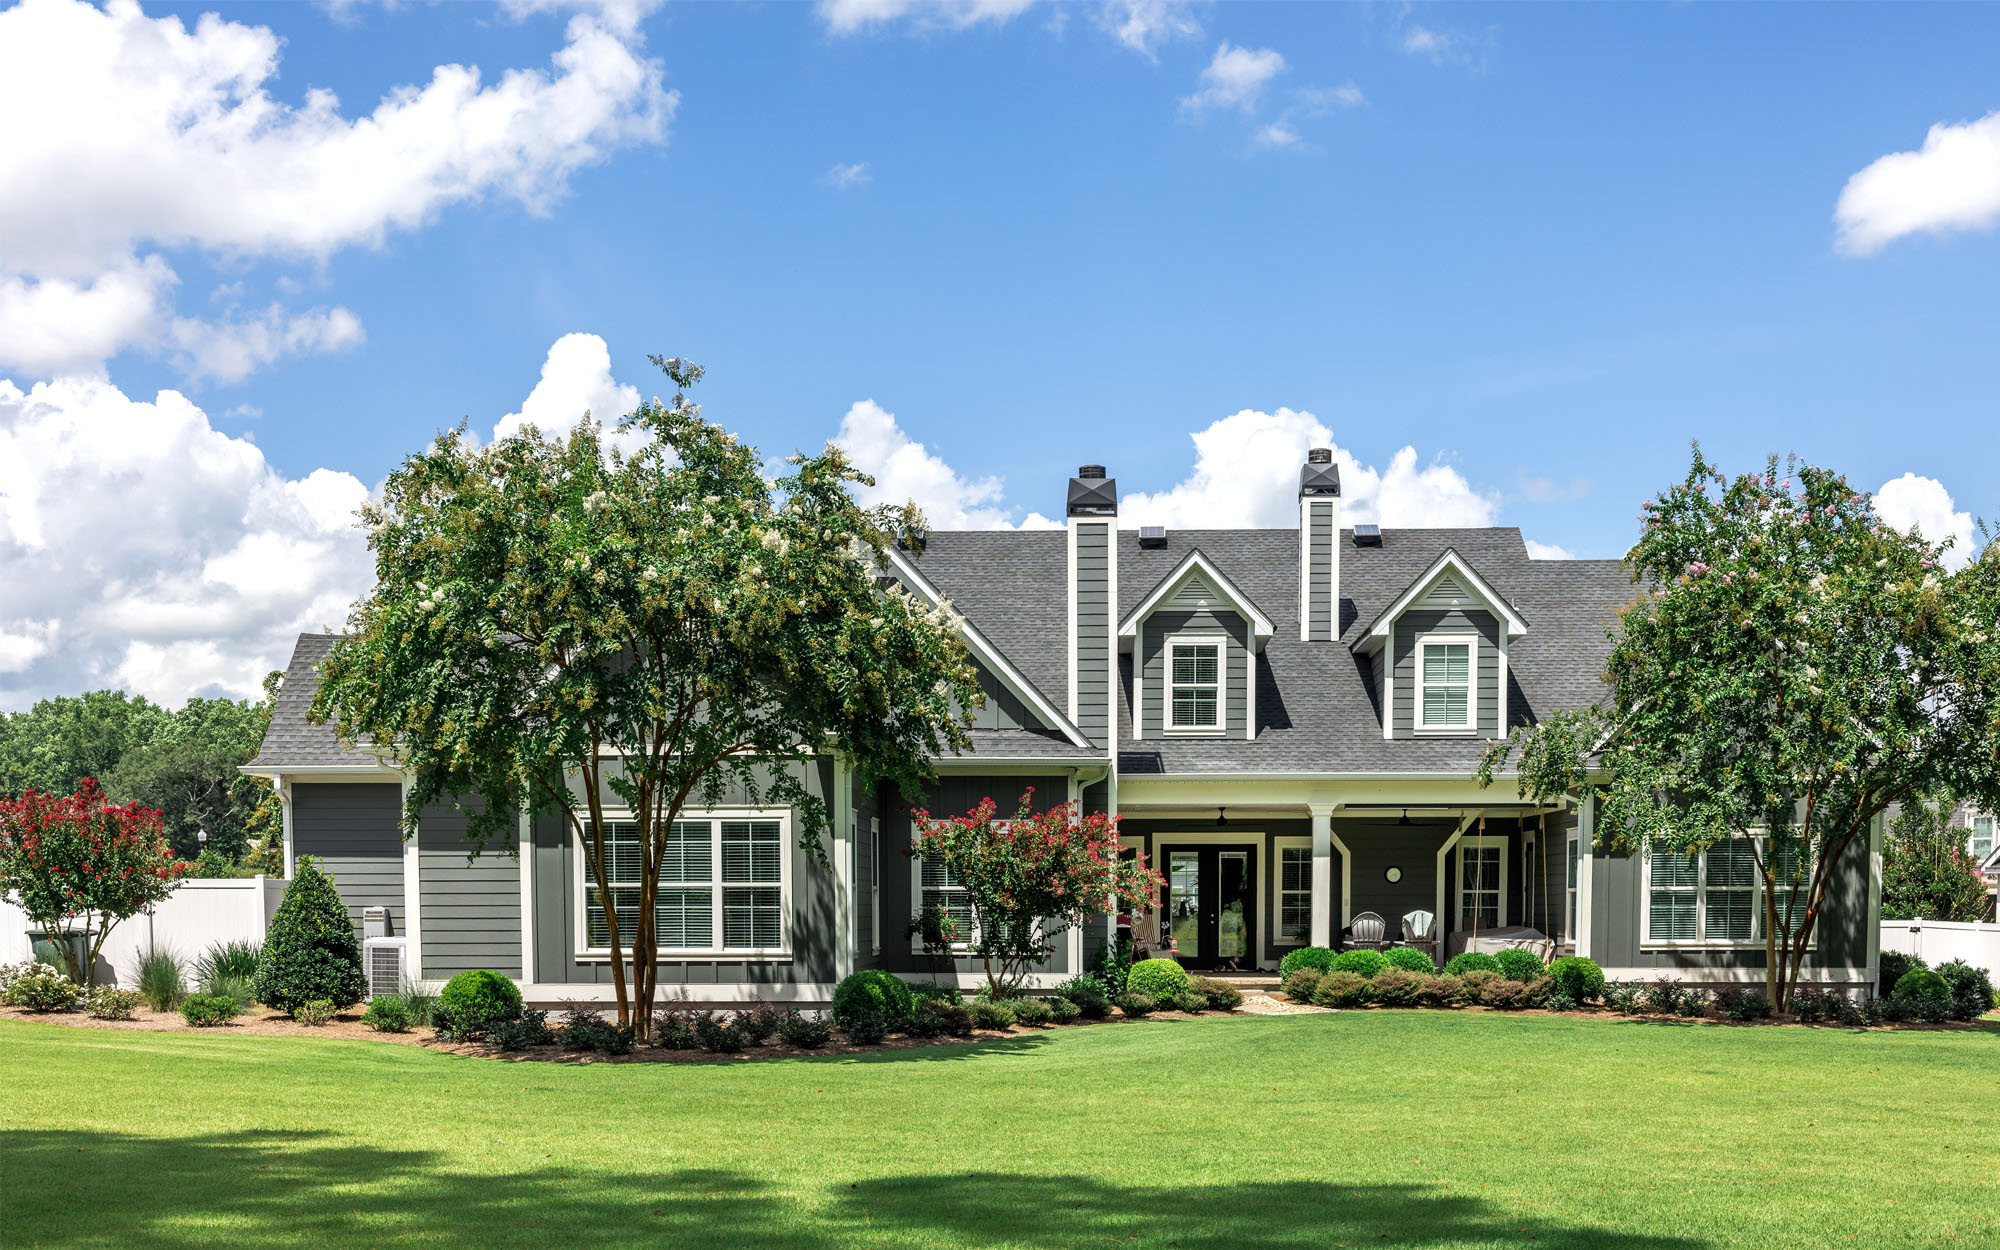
[{"x1": 1164, "y1": 846, "x2": 1255, "y2": 968}]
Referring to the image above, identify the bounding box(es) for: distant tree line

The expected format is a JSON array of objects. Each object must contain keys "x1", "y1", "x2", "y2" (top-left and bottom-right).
[{"x1": 0, "y1": 674, "x2": 283, "y2": 875}]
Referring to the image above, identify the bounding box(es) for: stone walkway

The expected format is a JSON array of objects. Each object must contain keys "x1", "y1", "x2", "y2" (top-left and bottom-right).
[{"x1": 1236, "y1": 990, "x2": 1330, "y2": 1015}]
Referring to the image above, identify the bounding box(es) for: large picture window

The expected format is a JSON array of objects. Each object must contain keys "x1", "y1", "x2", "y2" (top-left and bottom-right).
[
  {"x1": 1166, "y1": 636, "x2": 1224, "y2": 733},
  {"x1": 578, "y1": 811, "x2": 789, "y2": 956},
  {"x1": 1644, "y1": 837, "x2": 1810, "y2": 946},
  {"x1": 1416, "y1": 635, "x2": 1477, "y2": 733}
]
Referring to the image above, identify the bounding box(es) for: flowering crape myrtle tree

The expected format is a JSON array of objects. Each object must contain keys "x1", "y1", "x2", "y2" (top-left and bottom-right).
[
  {"x1": 0, "y1": 778, "x2": 186, "y2": 985},
  {"x1": 1480, "y1": 448, "x2": 2000, "y2": 1011},
  {"x1": 313, "y1": 357, "x2": 984, "y2": 1036},
  {"x1": 911, "y1": 789, "x2": 1162, "y2": 997}
]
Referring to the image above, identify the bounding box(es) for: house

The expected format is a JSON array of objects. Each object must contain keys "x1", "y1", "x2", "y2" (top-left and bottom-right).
[{"x1": 242, "y1": 452, "x2": 1884, "y2": 1003}]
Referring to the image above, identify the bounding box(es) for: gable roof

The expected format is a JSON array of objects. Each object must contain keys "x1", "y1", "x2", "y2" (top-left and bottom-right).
[
  {"x1": 242, "y1": 633, "x2": 382, "y2": 773},
  {"x1": 1354, "y1": 546, "x2": 1530, "y2": 652},
  {"x1": 1117, "y1": 547, "x2": 1275, "y2": 649}
]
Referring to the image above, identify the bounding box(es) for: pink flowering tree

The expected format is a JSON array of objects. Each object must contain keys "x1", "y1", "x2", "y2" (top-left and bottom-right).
[
  {"x1": 911, "y1": 789, "x2": 1162, "y2": 997},
  {"x1": 0, "y1": 778, "x2": 187, "y2": 985},
  {"x1": 1480, "y1": 447, "x2": 2000, "y2": 1011}
]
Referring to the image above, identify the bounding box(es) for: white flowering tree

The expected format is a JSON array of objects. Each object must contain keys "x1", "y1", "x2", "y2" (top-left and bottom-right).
[{"x1": 313, "y1": 357, "x2": 983, "y2": 1035}]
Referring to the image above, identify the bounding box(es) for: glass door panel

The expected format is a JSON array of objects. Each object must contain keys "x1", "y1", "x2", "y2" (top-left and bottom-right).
[
  {"x1": 1168, "y1": 851, "x2": 1202, "y2": 959},
  {"x1": 1216, "y1": 851, "x2": 1249, "y2": 959},
  {"x1": 1460, "y1": 846, "x2": 1501, "y2": 930}
]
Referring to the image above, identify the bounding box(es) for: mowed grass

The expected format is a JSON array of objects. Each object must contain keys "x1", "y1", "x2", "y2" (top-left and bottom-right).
[{"x1": 3, "y1": 1013, "x2": 1997, "y2": 1249}]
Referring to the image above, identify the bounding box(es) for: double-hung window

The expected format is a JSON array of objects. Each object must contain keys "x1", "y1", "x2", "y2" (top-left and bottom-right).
[
  {"x1": 1279, "y1": 845, "x2": 1313, "y2": 943},
  {"x1": 1645, "y1": 836, "x2": 1810, "y2": 946},
  {"x1": 1971, "y1": 815, "x2": 1996, "y2": 864},
  {"x1": 1416, "y1": 635, "x2": 1476, "y2": 733},
  {"x1": 580, "y1": 812, "x2": 789, "y2": 956},
  {"x1": 1456, "y1": 836, "x2": 1507, "y2": 930},
  {"x1": 916, "y1": 852, "x2": 978, "y2": 950},
  {"x1": 1166, "y1": 637, "x2": 1224, "y2": 733},
  {"x1": 1566, "y1": 828, "x2": 1580, "y2": 937}
]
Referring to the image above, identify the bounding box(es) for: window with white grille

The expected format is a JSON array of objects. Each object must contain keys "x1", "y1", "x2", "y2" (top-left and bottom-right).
[
  {"x1": 1167, "y1": 636, "x2": 1224, "y2": 733},
  {"x1": 1279, "y1": 846, "x2": 1313, "y2": 943},
  {"x1": 1417, "y1": 635, "x2": 1476, "y2": 732},
  {"x1": 1644, "y1": 837, "x2": 1809, "y2": 946},
  {"x1": 578, "y1": 812, "x2": 788, "y2": 955}
]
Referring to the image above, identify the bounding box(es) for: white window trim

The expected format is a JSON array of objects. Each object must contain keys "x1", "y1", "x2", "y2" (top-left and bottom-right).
[
  {"x1": 1415, "y1": 632, "x2": 1479, "y2": 736},
  {"x1": 909, "y1": 826, "x2": 1002, "y2": 955},
  {"x1": 1565, "y1": 825, "x2": 1579, "y2": 940},
  {"x1": 571, "y1": 808, "x2": 793, "y2": 960},
  {"x1": 1638, "y1": 834, "x2": 1818, "y2": 950},
  {"x1": 1969, "y1": 814, "x2": 1995, "y2": 862},
  {"x1": 1456, "y1": 835, "x2": 1509, "y2": 931},
  {"x1": 1274, "y1": 836, "x2": 1314, "y2": 948},
  {"x1": 1163, "y1": 632, "x2": 1228, "y2": 737}
]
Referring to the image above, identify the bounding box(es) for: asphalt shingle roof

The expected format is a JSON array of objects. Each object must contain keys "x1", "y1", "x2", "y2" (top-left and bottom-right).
[{"x1": 245, "y1": 633, "x2": 376, "y2": 770}]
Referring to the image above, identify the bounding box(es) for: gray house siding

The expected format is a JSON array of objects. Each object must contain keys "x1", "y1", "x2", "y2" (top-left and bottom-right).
[
  {"x1": 1307, "y1": 509, "x2": 1334, "y2": 641},
  {"x1": 1139, "y1": 607, "x2": 1251, "y2": 739},
  {"x1": 416, "y1": 802, "x2": 521, "y2": 980},
  {"x1": 963, "y1": 657, "x2": 1048, "y2": 732},
  {"x1": 1116, "y1": 818, "x2": 1311, "y2": 967},
  {"x1": 1075, "y1": 522, "x2": 1112, "y2": 744},
  {"x1": 852, "y1": 774, "x2": 884, "y2": 972},
  {"x1": 1390, "y1": 608, "x2": 1501, "y2": 739},
  {"x1": 1331, "y1": 818, "x2": 1462, "y2": 945},
  {"x1": 291, "y1": 783, "x2": 404, "y2": 937}
]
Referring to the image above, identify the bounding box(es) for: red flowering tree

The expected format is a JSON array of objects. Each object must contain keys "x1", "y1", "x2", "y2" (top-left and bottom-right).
[
  {"x1": 0, "y1": 778, "x2": 186, "y2": 985},
  {"x1": 911, "y1": 789, "x2": 1162, "y2": 997}
]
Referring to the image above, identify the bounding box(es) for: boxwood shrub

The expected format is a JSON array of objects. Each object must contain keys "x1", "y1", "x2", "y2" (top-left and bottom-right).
[
  {"x1": 254, "y1": 857, "x2": 365, "y2": 1011},
  {"x1": 1278, "y1": 946, "x2": 1337, "y2": 978},
  {"x1": 1126, "y1": 958, "x2": 1191, "y2": 1001},
  {"x1": 361, "y1": 994, "x2": 414, "y2": 1033},
  {"x1": 1113, "y1": 991, "x2": 1156, "y2": 1018},
  {"x1": 831, "y1": 970, "x2": 914, "y2": 1028},
  {"x1": 437, "y1": 970, "x2": 523, "y2": 1035},
  {"x1": 179, "y1": 993, "x2": 239, "y2": 1027},
  {"x1": 1547, "y1": 956, "x2": 1605, "y2": 1003},
  {"x1": 1878, "y1": 950, "x2": 1925, "y2": 998},
  {"x1": 1494, "y1": 949, "x2": 1545, "y2": 982},
  {"x1": 1444, "y1": 951, "x2": 1502, "y2": 976},
  {"x1": 1933, "y1": 959, "x2": 1996, "y2": 1022},
  {"x1": 1330, "y1": 949, "x2": 1391, "y2": 979},
  {"x1": 1384, "y1": 947, "x2": 1435, "y2": 973},
  {"x1": 1893, "y1": 968, "x2": 1951, "y2": 1004}
]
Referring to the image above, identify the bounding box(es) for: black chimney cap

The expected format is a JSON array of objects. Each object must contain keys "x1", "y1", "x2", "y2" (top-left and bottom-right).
[
  {"x1": 1068, "y1": 465, "x2": 1117, "y2": 516},
  {"x1": 1077, "y1": 464, "x2": 1107, "y2": 480},
  {"x1": 1307, "y1": 447, "x2": 1334, "y2": 464},
  {"x1": 1300, "y1": 451, "x2": 1341, "y2": 498}
]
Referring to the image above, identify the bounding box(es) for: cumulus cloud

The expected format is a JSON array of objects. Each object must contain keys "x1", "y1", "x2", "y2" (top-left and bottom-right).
[
  {"x1": 1119, "y1": 407, "x2": 1498, "y2": 530},
  {"x1": 1836, "y1": 112, "x2": 2000, "y2": 255},
  {"x1": 815, "y1": 0, "x2": 1037, "y2": 35},
  {"x1": 0, "y1": 375, "x2": 375, "y2": 710},
  {"x1": 1524, "y1": 540, "x2": 1576, "y2": 561},
  {"x1": 832, "y1": 400, "x2": 1059, "y2": 530},
  {"x1": 1095, "y1": 0, "x2": 1201, "y2": 59},
  {"x1": 1875, "y1": 472, "x2": 1976, "y2": 570},
  {"x1": 0, "y1": 0, "x2": 674, "y2": 379},
  {"x1": 167, "y1": 305, "x2": 365, "y2": 385},
  {"x1": 494, "y1": 332, "x2": 643, "y2": 448},
  {"x1": 823, "y1": 162, "x2": 873, "y2": 189},
  {"x1": 1181, "y1": 43, "x2": 1286, "y2": 115}
]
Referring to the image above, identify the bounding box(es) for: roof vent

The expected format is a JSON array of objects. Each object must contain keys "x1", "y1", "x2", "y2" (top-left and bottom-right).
[
  {"x1": 1138, "y1": 525, "x2": 1167, "y2": 548},
  {"x1": 1354, "y1": 523, "x2": 1382, "y2": 547},
  {"x1": 1077, "y1": 464, "x2": 1107, "y2": 480},
  {"x1": 1306, "y1": 447, "x2": 1333, "y2": 464}
]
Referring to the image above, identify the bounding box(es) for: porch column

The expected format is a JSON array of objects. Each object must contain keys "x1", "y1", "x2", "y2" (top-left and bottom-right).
[{"x1": 1310, "y1": 805, "x2": 1335, "y2": 948}]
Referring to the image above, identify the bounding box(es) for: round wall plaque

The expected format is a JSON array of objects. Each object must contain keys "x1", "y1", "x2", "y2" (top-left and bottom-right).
[{"x1": 1384, "y1": 865, "x2": 1403, "y2": 883}]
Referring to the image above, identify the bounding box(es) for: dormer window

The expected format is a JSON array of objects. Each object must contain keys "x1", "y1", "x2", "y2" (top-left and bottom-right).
[
  {"x1": 1417, "y1": 634, "x2": 1477, "y2": 733},
  {"x1": 1167, "y1": 636, "x2": 1224, "y2": 734}
]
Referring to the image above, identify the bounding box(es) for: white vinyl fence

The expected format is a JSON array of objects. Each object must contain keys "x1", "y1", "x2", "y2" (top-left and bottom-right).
[
  {"x1": 2, "y1": 877, "x2": 286, "y2": 985},
  {"x1": 1880, "y1": 919, "x2": 2000, "y2": 981}
]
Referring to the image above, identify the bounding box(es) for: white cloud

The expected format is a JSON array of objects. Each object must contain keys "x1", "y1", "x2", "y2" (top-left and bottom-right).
[
  {"x1": 166, "y1": 305, "x2": 365, "y2": 385},
  {"x1": 1875, "y1": 472, "x2": 1976, "y2": 570},
  {"x1": 1119, "y1": 407, "x2": 1498, "y2": 530},
  {"x1": 1095, "y1": 0, "x2": 1201, "y2": 59},
  {"x1": 1524, "y1": 540, "x2": 1576, "y2": 561},
  {"x1": 1181, "y1": 42, "x2": 1286, "y2": 115},
  {"x1": 1835, "y1": 112, "x2": 2000, "y2": 256},
  {"x1": 823, "y1": 162, "x2": 873, "y2": 189},
  {"x1": 0, "y1": 374, "x2": 374, "y2": 709},
  {"x1": 496, "y1": 0, "x2": 665, "y2": 37},
  {"x1": 816, "y1": 0, "x2": 1038, "y2": 35},
  {"x1": 494, "y1": 332, "x2": 643, "y2": 446},
  {"x1": 832, "y1": 400, "x2": 1059, "y2": 530},
  {"x1": 0, "y1": 0, "x2": 674, "y2": 380}
]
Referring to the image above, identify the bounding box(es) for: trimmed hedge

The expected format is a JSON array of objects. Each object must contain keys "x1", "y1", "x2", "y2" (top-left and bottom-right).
[
  {"x1": 1278, "y1": 946, "x2": 1337, "y2": 978},
  {"x1": 438, "y1": 969, "x2": 523, "y2": 1033},
  {"x1": 1331, "y1": 949, "x2": 1392, "y2": 979},
  {"x1": 254, "y1": 857, "x2": 366, "y2": 1011},
  {"x1": 1310, "y1": 971, "x2": 1369, "y2": 1008},
  {"x1": 1444, "y1": 951, "x2": 1502, "y2": 977},
  {"x1": 1892, "y1": 968, "x2": 1951, "y2": 1004},
  {"x1": 1547, "y1": 956, "x2": 1605, "y2": 1003},
  {"x1": 831, "y1": 970, "x2": 914, "y2": 1027},
  {"x1": 1494, "y1": 949, "x2": 1545, "y2": 982},
  {"x1": 1934, "y1": 959, "x2": 1996, "y2": 1022},
  {"x1": 1385, "y1": 947, "x2": 1436, "y2": 973},
  {"x1": 1126, "y1": 958, "x2": 1191, "y2": 1001}
]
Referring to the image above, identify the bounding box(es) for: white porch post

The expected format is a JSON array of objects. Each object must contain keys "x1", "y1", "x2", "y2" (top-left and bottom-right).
[{"x1": 1310, "y1": 805, "x2": 1335, "y2": 948}]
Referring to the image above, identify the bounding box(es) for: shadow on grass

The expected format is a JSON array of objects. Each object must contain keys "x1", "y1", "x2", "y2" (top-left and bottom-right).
[{"x1": 2, "y1": 1128, "x2": 1710, "y2": 1249}]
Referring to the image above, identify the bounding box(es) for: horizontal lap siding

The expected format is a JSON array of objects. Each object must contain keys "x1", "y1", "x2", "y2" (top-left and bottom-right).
[
  {"x1": 292, "y1": 783, "x2": 404, "y2": 937},
  {"x1": 1335, "y1": 819, "x2": 1462, "y2": 942},
  {"x1": 1140, "y1": 608, "x2": 1250, "y2": 738},
  {"x1": 417, "y1": 802, "x2": 521, "y2": 979},
  {"x1": 1076, "y1": 523, "x2": 1111, "y2": 744},
  {"x1": 1391, "y1": 609, "x2": 1500, "y2": 739},
  {"x1": 1308, "y1": 507, "x2": 1334, "y2": 641}
]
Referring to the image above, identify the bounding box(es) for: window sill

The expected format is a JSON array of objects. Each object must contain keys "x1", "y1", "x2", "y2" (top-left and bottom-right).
[
  {"x1": 573, "y1": 950, "x2": 794, "y2": 962},
  {"x1": 1413, "y1": 728, "x2": 1478, "y2": 738},
  {"x1": 1162, "y1": 728, "x2": 1227, "y2": 738},
  {"x1": 1638, "y1": 943, "x2": 1818, "y2": 953}
]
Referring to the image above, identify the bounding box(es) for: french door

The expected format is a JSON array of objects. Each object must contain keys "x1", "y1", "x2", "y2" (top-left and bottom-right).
[{"x1": 1163, "y1": 846, "x2": 1255, "y2": 968}]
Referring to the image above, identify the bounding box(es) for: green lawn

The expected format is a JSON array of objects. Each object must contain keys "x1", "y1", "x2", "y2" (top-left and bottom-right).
[{"x1": 3, "y1": 1013, "x2": 1996, "y2": 1249}]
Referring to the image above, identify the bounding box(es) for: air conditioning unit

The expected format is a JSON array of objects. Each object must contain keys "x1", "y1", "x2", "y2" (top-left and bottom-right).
[
  {"x1": 363, "y1": 936, "x2": 408, "y2": 998},
  {"x1": 362, "y1": 907, "x2": 390, "y2": 940}
]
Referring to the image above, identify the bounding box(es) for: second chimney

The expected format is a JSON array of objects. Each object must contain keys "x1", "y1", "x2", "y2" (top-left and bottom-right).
[{"x1": 1298, "y1": 448, "x2": 1340, "y2": 642}]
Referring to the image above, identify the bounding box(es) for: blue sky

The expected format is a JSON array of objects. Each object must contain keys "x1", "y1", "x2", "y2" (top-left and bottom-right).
[{"x1": 2, "y1": 0, "x2": 1998, "y2": 707}]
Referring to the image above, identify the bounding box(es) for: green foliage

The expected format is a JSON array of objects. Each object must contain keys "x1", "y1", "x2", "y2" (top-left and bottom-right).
[
  {"x1": 398, "y1": 978, "x2": 439, "y2": 1028},
  {"x1": 969, "y1": 1000, "x2": 1017, "y2": 1030},
  {"x1": 731, "y1": 1002, "x2": 786, "y2": 1046},
  {"x1": 1330, "y1": 949, "x2": 1391, "y2": 979},
  {"x1": 1112, "y1": 991, "x2": 1155, "y2": 1018},
  {"x1": 1878, "y1": 950, "x2": 1926, "y2": 997},
  {"x1": 1603, "y1": 982, "x2": 1643, "y2": 1015},
  {"x1": 775, "y1": 1010, "x2": 833, "y2": 1048},
  {"x1": 1310, "y1": 971, "x2": 1369, "y2": 1008},
  {"x1": 1444, "y1": 952, "x2": 1501, "y2": 976},
  {"x1": 1892, "y1": 968, "x2": 1951, "y2": 1003},
  {"x1": 1457, "y1": 970, "x2": 1502, "y2": 1002},
  {"x1": 292, "y1": 999, "x2": 337, "y2": 1027},
  {"x1": 254, "y1": 858, "x2": 364, "y2": 1011},
  {"x1": 1370, "y1": 969, "x2": 1425, "y2": 1007},
  {"x1": 1479, "y1": 975, "x2": 1553, "y2": 1011},
  {"x1": 207, "y1": 973, "x2": 257, "y2": 1011},
  {"x1": 1053, "y1": 974, "x2": 1111, "y2": 1019},
  {"x1": 1419, "y1": 974, "x2": 1465, "y2": 1007},
  {"x1": 1384, "y1": 947, "x2": 1435, "y2": 973},
  {"x1": 1494, "y1": 949, "x2": 1545, "y2": 982},
  {"x1": 1191, "y1": 975, "x2": 1242, "y2": 1012},
  {"x1": 1010, "y1": 997, "x2": 1056, "y2": 1027},
  {"x1": 84, "y1": 985, "x2": 142, "y2": 1020},
  {"x1": 6, "y1": 968, "x2": 79, "y2": 1012},
  {"x1": 1933, "y1": 959, "x2": 1995, "y2": 1022},
  {"x1": 310, "y1": 360, "x2": 986, "y2": 1036},
  {"x1": 1125, "y1": 958, "x2": 1190, "y2": 1000},
  {"x1": 1280, "y1": 968, "x2": 1323, "y2": 1002},
  {"x1": 493, "y1": 1010, "x2": 557, "y2": 1051},
  {"x1": 178, "y1": 993, "x2": 239, "y2": 1026},
  {"x1": 1547, "y1": 957, "x2": 1605, "y2": 1003},
  {"x1": 1882, "y1": 795, "x2": 1991, "y2": 921},
  {"x1": 559, "y1": 1006, "x2": 634, "y2": 1054},
  {"x1": 1714, "y1": 988, "x2": 1771, "y2": 1022},
  {"x1": 841, "y1": 1010, "x2": 892, "y2": 1044},
  {"x1": 831, "y1": 970, "x2": 913, "y2": 1028},
  {"x1": 1096, "y1": 932, "x2": 1134, "y2": 996},
  {"x1": 361, "y1": 995, "x2": 414, "y2": 1033},
  {"x1": 652, "y1": 1001, "x2": 704, "y2": 1050},
  {"x1": 1166, "y1": 987, "x2": 1206, "y2": 1014},
  {"x1": 136, "y1": 949, "x2": 186, "y2": 1012},
  {"x1": 1278, "y1": 946, "x2": 1337, "y2": 978},
  {"x1": 438, "y1": 970, "x2": 524, "y2": 1034},
  {"x1": 1048, "y1": 996, "x2": 1082, "y2": 1024},
  {"x1": 194, "y1": 939, "x2": 261, "y2": 991},
  {"x1": 917, "y1": 999, "x2": 974, "y2": 1035}
]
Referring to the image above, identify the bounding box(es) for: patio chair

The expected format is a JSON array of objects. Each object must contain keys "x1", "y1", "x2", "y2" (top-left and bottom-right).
[
  {"x1": 1346, "y1": 911, "x2": 1387, "y2": 951},
  {"x1": 1400, "y1": 910, "x2": 1436, "y2": 948}
]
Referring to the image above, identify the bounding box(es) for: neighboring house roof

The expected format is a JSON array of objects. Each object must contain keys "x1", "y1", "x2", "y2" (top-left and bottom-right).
[{"x1": 243, "y1": 633, "x2": 378, "y2": 771}]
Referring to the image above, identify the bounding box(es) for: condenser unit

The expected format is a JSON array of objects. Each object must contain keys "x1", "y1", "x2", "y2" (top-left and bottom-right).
[{"x1": 362, "y1": 936, "x2": 408, "y2": 998}]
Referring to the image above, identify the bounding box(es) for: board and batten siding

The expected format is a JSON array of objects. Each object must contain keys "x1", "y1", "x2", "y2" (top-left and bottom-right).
[
  {"x1": 416, "y1": 802, "x2": 521, "y2": 979},
  {"x1": 1074, "y1": 523, "x2": 1112, "y2": 744},
  {"x1": 1138, "y1": 607, "x2": 1251, "y2": 738},
  {"x1": 1389, "y1": 608, "x2": 1501, "y2": 739},
  {"x1": 290, "y1": 783, "x2": 405, "y2": 937},
  {"x1": 961, "y1": 657, "x2": 1052, "y2": 733}
]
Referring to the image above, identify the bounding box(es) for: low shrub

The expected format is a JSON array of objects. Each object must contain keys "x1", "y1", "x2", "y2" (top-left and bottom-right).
[
  {"x1": 361, "y1": 995, "x2": 414, "y2": 1033},
  {"x1": 1643, "y1": 980, "x2": 1690, "y2": 1015},
  {"x1": 1893, "y1": 967, "x2": 1951, "y2": 1003},
  {"x1": 843, "y1": 1009, "x2": 893, "y2": 1045},
  {"x1": 733, "y1": 1001, "x2": 786, "y2": 1045},
  {"x1": 0, "y1": 960, "x2": 58, "y2": 1002},
  {"x1": 1933, "y1": 959, "x2": 1995, "y2": 1022},
  {"x1": 1878, "y1": 950, "x2": 1926, "y2": 999},
  {"x1": 1385, "y1": 947, "x2": 1436, "y2": 974},
  {"x1": 291, "y1": 999, "x2": 337, "y2": 1026},
  {"x1": 1370, "y1": 968, "x2": 1425, "y2": 1007},
  {"x1": 1418, "y1": 974, "x2": 1464, "y2": 1007},
  {"x1": 1280, "y1": 968, "x2": 1323, "y2": 1002},
  {"x1": 493, "y1": 1009, "x2": 555, "y2": 1050},
  {"x1": 1603, "y1": 981, "x2": 1642, "y2": 1015},
  {"x1": 1547, "y1": 991, "x2": 1579, "y2": 1013},
  {"x1": 1167, "y1": 987, "x2": 1208, "y2": 1014},
  {"x1": 1547, "y1": 957, "x2": 1605, "y2": 1003},
  {"x1": 1494, "y1": 949, "x2": 1546, "y2": 982},
  {"x1": 136, "y1": 949, "x2": 187, "y2": 1012},
  {"x1": 1310, "y1": 971, "x2": 1369, "y2": 1008},
  {"x1": 1048, "y1": 996, "x2": 1082, "y2": 1024},
  {"x1": 179, "y1": 993, "x2": 239, "y2": 1027},
  {"x1": 7, "y1": 968, "x2": 80, "y2": 1012},
  {"x1": 1113, "y1": 991, "x2": 1156, "y2": 1019},
  {"x1": 831, "y1": 970, "x2": 914, "y2": 1028},
  {"x1": 1011, "y1": 997, "x2": 1057, "y2": 1027},
  {"x1": 1192, "y1": 975, "x2": 1243, "y2": 1012},
  {"x1": 1457, "y1": 969, "x2": 1501, "y2": 1002},
  {"x1": 907, "y1": 982, "x2": 963, "y2": 1005},
  {"x1": 1675, "y1": 988, "x2": 1710, "y2": 1019},
  {"x1": 1479, "y1": 974, "x2": 1551, "y2": 1010},
  {"x1": 1829, "y1": 992, "x2": 1866, "y2": 1026},
  {"x1": 1444, "y1": 952, "x2": 1501, "y2": 977},
  {"x1": 1331, "y1": 949, "x2": 1391, "y2": 979},
  {"x1": 969, "y1": 1000, "x2": 1018, "y2": 1030},
  {"x1": 776, "y1": 1010, "x2": 833, "y2": 1048},
  {"x1": 1126, "y1": 958, "x2": 1191, "y2": 1001},
  {"x1": 84, "y1": 985, "x2": 142, "y2": 1020},
  {"x1": 919, "y1": 999, "x2": 975, "y2": 1036},
  {"x1": 438, "y1": 970, "x2": 522, "y2": 1035},
  {"x1": 653, "y1": 997, "x2": 704, "y2": 1050},
  {"x1": 207, "y1": 973, "x2": 258, "y2": 1012},
  {"x1": 692, "y1": 1011, "x2": 744, "y2": 1053},
  {"x1": 558, "y1": 1006, "x2": 633, "y2": 1054},
  {"x1": 399, "y1": 979, "x2": 440, "y2": 1028},
  {"x1": 1054, "y1": 975, "x2": 1112, "y2": 1019},
  {"x1": 1714, "y1": 988, "x2": 1770, "y2": 1023},
  {"x1": 1278, "y1": 946, "x2": 1337, "y2": 978}
]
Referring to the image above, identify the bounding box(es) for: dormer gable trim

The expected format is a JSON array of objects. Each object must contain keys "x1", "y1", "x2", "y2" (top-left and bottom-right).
[
  {"x1": 1353, "y1": 547, "x2": 1529, "y2": 655},
  {"x1": 884, "y1": 544, "x2": 1095, "y2": 750},
  {"x1": 1116, "y1": 548, "x2": 1275, "y2": 653}
]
